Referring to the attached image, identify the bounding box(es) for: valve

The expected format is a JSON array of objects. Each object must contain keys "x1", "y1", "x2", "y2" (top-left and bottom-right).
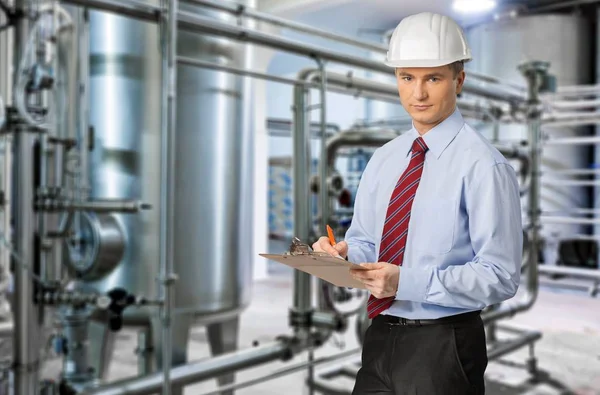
[{"x1": 106, "y1": 288, "x2": 136, "y2": 331}]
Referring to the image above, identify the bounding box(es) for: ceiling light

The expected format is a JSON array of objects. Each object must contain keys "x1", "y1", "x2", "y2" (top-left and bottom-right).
[{"x1": 452, "y1": 0, "x2": 497, "y2": 13}]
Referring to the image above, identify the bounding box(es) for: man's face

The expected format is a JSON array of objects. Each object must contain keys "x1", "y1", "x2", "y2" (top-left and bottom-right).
[{"x1": 395, "y1": 65, "x2": 465, "y2": 134}]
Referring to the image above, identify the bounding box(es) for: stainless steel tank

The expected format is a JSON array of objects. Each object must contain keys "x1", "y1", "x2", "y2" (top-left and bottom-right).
[
  {"x1": 466, "y1": 14, "x2": 593, "y2": 264},
  {"x1": 75, "y1": 0, "x2": 254, "y2": 323},
  {"x1": 79, "y1": 6, "x2": 163, "y2": 323},
  {"x1": 174, "y1": 1, "x2": 254, "y2": 321},
  {"x1": 72, "y1": 1, "x2": 255, "y2": 385}
]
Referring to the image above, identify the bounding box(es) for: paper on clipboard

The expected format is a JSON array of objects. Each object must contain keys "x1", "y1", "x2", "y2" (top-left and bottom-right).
[{"x1": 259, "y1": 237, "x2": 369, "y2": 289}]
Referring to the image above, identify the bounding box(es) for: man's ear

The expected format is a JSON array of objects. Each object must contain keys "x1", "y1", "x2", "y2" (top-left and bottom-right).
[{"x1": 455, "y1": 70, "x2": 466, "y2": 95}]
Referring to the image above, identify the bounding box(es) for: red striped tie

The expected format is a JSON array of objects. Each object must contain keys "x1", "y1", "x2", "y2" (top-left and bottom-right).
[{"x1": 367, "y1": 137, "x2": 428, "y2": 319}]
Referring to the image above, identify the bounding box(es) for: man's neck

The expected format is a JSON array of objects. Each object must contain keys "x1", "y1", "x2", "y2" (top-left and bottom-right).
[{"x1": 413, "y1": 107, "x2": 456, "y2": 135}]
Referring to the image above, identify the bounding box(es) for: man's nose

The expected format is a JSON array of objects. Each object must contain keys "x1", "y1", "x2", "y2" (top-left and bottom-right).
[{"x1": 413, "y1": 82, "x2": 427, "y2": 100}]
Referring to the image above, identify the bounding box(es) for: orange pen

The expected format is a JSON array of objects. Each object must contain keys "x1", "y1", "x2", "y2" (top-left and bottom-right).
[{"x1": 326, "y1": 224, "x2": 336, "y2": 246}]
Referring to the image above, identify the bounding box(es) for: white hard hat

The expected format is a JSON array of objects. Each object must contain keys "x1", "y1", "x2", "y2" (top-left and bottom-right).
[{"x1": 385, "y1": 12, "x2": 472, "y2": 68}]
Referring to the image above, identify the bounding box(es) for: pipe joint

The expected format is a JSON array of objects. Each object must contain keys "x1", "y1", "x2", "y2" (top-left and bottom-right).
[{"x1": 311, "y1": 310, "x2": 348, "y2": 333}]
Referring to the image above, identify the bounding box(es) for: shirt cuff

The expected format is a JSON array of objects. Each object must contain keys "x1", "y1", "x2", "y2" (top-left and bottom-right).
[
  {"x1": 347, "y1": 245, "x2": 364, "y2": 264},
  {"x1": 395, "y1": 266, "x2": 432, "y2": 303}
]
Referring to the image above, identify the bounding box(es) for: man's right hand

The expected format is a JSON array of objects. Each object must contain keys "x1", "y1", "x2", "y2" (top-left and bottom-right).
[{"x1": 312, "y1": 236, "x2": 348, "y2": 259}]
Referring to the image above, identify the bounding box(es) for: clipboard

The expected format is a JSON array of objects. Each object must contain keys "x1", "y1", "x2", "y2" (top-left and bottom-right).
[{"x1": 259, "y1": 237, "x2": 368, "y2": 289}]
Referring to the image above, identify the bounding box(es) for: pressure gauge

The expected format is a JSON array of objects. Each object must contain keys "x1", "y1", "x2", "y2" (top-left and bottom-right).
[{"x1": 64, "y1": 212, "x2": 125, "y2": 281}]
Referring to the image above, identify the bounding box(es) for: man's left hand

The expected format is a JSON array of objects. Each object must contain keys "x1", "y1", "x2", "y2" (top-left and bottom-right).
[{"x1": 350, "y1": 262, "x2": 399, "y2": 299}]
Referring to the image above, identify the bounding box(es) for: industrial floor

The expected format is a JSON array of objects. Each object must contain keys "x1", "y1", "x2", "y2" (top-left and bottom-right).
[{"x1": 54, "y1": 261, "x2": 600, "y2": 395}]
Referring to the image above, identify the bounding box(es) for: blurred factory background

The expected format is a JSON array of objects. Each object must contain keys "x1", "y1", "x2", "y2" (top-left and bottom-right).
[{"x1": 1, "y1": 0, "x2": 600, "y2": 394}]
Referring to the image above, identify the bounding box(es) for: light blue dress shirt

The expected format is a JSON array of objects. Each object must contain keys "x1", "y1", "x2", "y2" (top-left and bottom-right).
[{"x1": 345, "y1": 108, "x2": 522, "y2": 319}]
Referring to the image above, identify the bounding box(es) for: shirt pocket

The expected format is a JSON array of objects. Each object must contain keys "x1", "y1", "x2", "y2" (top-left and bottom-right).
[{"x1": 411, "y1": 197, "x2": 457, "y2": 255}]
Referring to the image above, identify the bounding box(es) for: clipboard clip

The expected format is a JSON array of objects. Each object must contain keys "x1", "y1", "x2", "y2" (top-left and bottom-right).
[
  {"x1": 287, "y1": 237, "x2": 311, "y2": 256},
  {"x1": 286, "y1": 237, "x2": 329, "y2": 258}
]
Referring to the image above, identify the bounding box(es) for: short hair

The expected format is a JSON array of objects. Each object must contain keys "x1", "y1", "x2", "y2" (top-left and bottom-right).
[
  {"x1": 393, "y1": 60, "x2": 465, "y2": 78},
  {"x1": 448, "y1": 61, "x2": 464, "y2": 78}
]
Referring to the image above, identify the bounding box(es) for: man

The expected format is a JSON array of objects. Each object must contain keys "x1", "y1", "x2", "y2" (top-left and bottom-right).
[{"x1": 312, "y1": 12, "x2": 522, "y2": 394}]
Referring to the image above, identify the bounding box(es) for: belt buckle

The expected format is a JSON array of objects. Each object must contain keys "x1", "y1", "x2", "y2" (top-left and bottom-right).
[{"x1": 386, "y1": 317, "x2": 409, "y2": 326}]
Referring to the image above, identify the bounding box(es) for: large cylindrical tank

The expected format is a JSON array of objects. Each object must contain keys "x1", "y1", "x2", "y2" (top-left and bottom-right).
[
  {"x1": 466, "y1": 14, "x2": 594, "y2": 263},
  {"x1": 80, "y1": 7, "x2": 162, "y2": 323},
  {"x1": 174, "y1": 0, "x2": 254, "y2": 320},
  {"x1": 76, "y1": 0, "x2": 254, "y2": 324}
]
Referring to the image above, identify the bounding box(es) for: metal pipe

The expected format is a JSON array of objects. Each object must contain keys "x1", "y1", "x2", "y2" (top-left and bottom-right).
[
  {"x1": 543, "y1": 168, "x2": 600, "y2": 176},
  {"x1": 311, "y1": 59, "x2": 329, "y2": 395},
  {"x1": 62, "y1": 0, "x2": 159, "y2": 22},
  {"x1": 542, "y1": 179, "x2": 600, "y2": 187},
  {"x1": 36, "y1": 198, "x2": 151, "y2": 213},
  {"x1": 0, "y1": 5, "x2": 10, "y2": 310},
  {"x1": 540, "y1": 280, "x2": 599, "y2": 297},
  {"x1": 543, "y1": 112, "x2": 600, "y2": 127},
  {"x1": 487, "y1": 329, "x2": 542, "y2": 361},
  {"x1": 548, "y1": 98, "x2": 600, "y2": 110},
  {"x1": 538, "y1": 265, "x2": 600, "y2": 281},
  {"x1": 540, "y1": 215, "x2": 600, "y2": 225},
  {"x1": 181, "y1": 0, "x2": 388, "y2": 53},
  {"x1": 0, "y1": 30, "x2": 11, "y2": 306},
  {"x1": 318, "y1": 60, "x2": 328, "y2": 243},
  {"x1": 482, "y1": 61, "x2": 548, "y2": 325},
  {"x1": 178, "y1": 57, "x2": 504, "y2": 121},
  {"x1": 544, "y1": 136, "x2": 600, "y2": 145},
  {"x1": 197, "y1": 348, "x2": 361, "y2": 395},
  {"x1": 136, "y1": 327, "x2": 153, "y2": 376},
  {"x1": 62, "y1": 0, "x2": 524, "y2": 104},
  {"x1": 557, "y1": 83, "x2": 600, "y2": 94},
  {"x1": 77, "y1": 8, "x2": 90, "y2": 201},
  {"x1": 326, "y1": 129, "x2": 398, "y2": 171},
  {"x1": 158, "y1": 0, "x2": 179, "y2": 393},
  {"x1": 11, "y1": 0, "x2": 43, "y2": 393},
  {"x1": 543, "y1": 208, "x2": 600, "y2": 215},
  {"x1": 292, "y1": 74, "x2": 313, "y2": 339},
  {"x1": 0, "y1": 136, "x2": 9, "y2": 294},
  {"x1": 81, "y1": 341, "x2": 292, "y2": 395}
]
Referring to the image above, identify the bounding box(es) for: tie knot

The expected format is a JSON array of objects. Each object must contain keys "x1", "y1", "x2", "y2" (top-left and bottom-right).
[{"x1": 412, "y1": 137, "x2": 428, "y2": 154}]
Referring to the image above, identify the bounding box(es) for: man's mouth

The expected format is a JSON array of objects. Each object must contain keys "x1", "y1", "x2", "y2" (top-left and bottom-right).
[{"x1": 412, "y1": 105, "x2": 431, "y2": 110}]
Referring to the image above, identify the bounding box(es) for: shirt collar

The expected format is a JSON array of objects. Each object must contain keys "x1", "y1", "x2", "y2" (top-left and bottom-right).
[{"x1": 405, "y1": 108, "x2": 465, "y2": 160}]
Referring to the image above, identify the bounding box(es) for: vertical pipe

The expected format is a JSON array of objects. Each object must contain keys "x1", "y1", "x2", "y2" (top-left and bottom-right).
[
  {"x1": 292, "y1": 80, "x2": 313, "y2": 395},
  {"x1": 137, "y1": 326, "x2": 153, "y2": 376},
  {"x1": 317, "y1": 61, "x2": 328, "y2": 239},
  {"x1": 38, "y1": 135, "x2": 49, "y2": 281},
  {"x1": 525, "y1": 116, "x2": 541, "y2": 306},
  {"x1": 0, "y1": 0, "x2": 13, "y2": 317},
  {"x1": 77, "y1": 7, "x2": 90, "y2": 200},
  {"x1": 521, "y1": 62, "x2": 545, "y2": 313},
  {"x1": 12, "y1": 1, "x2": 42, "y2": 393},
  {"x1": 159, "y1": 0, "x2": 178, "y2": 393},
  {"x1": 312, "y1": 60, "x2": 328, "y2": 395},
  {"x1": 0, "y1": 135, "x2": 11, "y2": 298},
  {"x1": 292, "y1": 83, "x2": 312, "y2": 324},
  {"x1": 13, "y1": 129, "x2": 40, "y2": 392}
]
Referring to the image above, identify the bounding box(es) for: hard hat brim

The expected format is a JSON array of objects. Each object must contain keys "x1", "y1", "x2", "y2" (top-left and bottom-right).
[{"x1": 384, "y1": 56, "x2": 472, "y2": 69}]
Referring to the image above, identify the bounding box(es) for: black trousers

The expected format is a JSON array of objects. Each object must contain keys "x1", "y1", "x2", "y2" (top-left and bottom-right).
[{"x1": 352, "y1": 311, "x2": 488, "y2": 395}]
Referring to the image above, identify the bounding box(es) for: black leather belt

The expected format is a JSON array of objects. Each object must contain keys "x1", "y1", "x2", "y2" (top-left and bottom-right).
[{"x1": 375, "y1": 310, "x2": 481, "y2": 326}]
